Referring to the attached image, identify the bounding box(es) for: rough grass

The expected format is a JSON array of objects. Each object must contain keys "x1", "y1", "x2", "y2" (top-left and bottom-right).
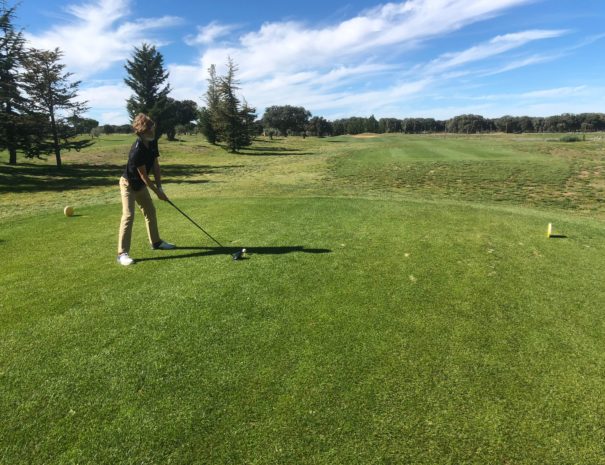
[
  {"x1": 1, "y1": 133, "x2": 604, "y2": 219},
  {"x1": 1, "y1": 133, "x2": 605, "y2": 464},
  {"x1": 325, "y1": 134, "x2": 605, "y2": 213}
]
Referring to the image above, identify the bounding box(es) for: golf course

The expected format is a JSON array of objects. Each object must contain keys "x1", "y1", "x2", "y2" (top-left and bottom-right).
[{"x1": 1, "y1": 133, "x2": 604, "y2": 463}]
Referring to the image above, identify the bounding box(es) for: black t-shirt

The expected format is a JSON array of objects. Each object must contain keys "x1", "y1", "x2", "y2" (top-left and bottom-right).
[{"x1": 123, "y1": 138, "x2": 159, "y2": 191}]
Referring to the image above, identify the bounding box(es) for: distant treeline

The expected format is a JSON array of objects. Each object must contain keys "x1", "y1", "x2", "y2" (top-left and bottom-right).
[
  {"x1": 329, "y1": 113, "x2": 605, "y2": 135},
  {"x1": 95, "y1": 112, "x2": 605, "y2": 139},
  {"x1": 259, "y1": 108, "x2": 605, "y2": 138}
]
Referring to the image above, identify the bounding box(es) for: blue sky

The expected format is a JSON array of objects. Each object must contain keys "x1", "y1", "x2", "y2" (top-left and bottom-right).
[{"x1": 17, "y1": 0, "x2": 605, "y2": 124}]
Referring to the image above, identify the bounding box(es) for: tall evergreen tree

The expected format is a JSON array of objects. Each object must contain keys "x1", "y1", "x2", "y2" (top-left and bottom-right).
[
  {"x1": 198, "y1": 106, "x2": 216, "y2": 144},
  {"x1": 0, "y1": 2, "x2": 31, "y2": 164},
  {"x1": 199, "y1": 64, "x2": 220, "y2": 144},
  {"x1": 21, "y1": 47, "x2": 90, "y2": 168},
  {"x1": 200, "y1": 59, "x2": 255, "y2": 152},
  {"x1": 124, "y1": 43, "x2": 170, "y2": 138},
  {"x1": 239, "y1": 98, "x2": 257, "y2": 147},
  {"x1": 217, "y1": 58, "x2": 256, "y2": 153},
  {"x1": 217, "y1": 58, "x2": 243, "y2": 152}
]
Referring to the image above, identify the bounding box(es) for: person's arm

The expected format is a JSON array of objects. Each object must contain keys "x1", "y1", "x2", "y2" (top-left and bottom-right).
[{"x1": 137, "y1": 165, "x2": 168, "y2": 201}]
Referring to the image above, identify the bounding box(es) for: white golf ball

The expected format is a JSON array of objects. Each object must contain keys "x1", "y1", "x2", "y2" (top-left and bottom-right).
[{"x1": 242, "y1": 248, "x2": 246, "y2": 253}]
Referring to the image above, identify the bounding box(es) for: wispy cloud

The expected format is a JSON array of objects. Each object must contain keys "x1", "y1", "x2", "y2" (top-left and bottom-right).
[
  {"x1": 189, "y1": 0, "x2": 543, "y2": 116},
  {"x1": 480, "y1": 53, "x2": 561, "y2": 76},
  {"x1": 197, "y1": 0, "x2": 535, "y2": 81},
  {"x1": 417, "y1": 85, "x2": 601, "y2": 118},
  {"x1": 520, "y1": 86, "x2": 588, "y2": 99},
  {"x1": 26, "y1": 0, "x2": 182, "y2": 78},
  {"x1": 464, "y1": 86, "x2": 589, "y2": 101},
  {"x1": 185, "y1": 22, "x2": 239, "y2": 46},
  {"x1": 420, "y1": 29, "x2": 567, "y2": 74},
  {"x1": 485, "y1": 86, "x2": 605, "y2": 117},
  {"x1": 564, "y1": 32, "x2": 605, "y2": 51},
  {"x1": 166, "y1": 64, "x2": 206, "y2": 101}
]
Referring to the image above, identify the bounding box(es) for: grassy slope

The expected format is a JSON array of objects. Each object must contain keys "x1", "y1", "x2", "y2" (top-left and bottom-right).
[{"x1": 1, "y1": 134, "x2": 605, "y2": 464}]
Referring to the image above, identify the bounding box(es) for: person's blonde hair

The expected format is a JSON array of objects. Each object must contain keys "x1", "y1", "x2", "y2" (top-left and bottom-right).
[{"x1": 132, "y1": 113, "x2": 155, "y2": 135}]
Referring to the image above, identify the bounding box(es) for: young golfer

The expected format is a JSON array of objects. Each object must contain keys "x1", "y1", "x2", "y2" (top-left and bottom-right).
[{"x1": 117, "y1": 113, "x2": 175, "y2": 266}]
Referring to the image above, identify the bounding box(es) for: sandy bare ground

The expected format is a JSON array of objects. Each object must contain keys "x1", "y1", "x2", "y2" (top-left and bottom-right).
[{"x1": 351, "y1": 133, "x2": 380, "y2": 138}]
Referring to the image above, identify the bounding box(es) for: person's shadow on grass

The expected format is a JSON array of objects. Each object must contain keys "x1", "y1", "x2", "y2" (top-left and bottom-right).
[{"x1": 135, "y1": 246, "x2": 332, "y2": 262}]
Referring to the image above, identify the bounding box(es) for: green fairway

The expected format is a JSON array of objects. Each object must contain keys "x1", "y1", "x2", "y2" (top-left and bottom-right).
[{"x1": 1, "y1": 134, "x2": 605, "y2": 463}]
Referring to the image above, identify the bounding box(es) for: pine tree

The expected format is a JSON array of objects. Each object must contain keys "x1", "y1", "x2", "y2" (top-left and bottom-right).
[
  {"x1": 218, "y1": 58, "x2": 256, "y2": 152},
  {"x1": 199, "y1": 64, "x2": 219, "y2": 144},
  {"x1": 124, "y1": 43, "x2": 170, "y2": 138},
  {"x1": 217, "y1": 59, "x2": 243, "y2": 152},
  {"x1": 21, "y1": 47, "x2": 90, "y2": 168},
  {"x1": 0, "y1": 2, "x2": 32, "y2": 164},
  {"x1": 239, "y1": 98, "x2": 257, "y2": 147},
  {"x1": 198, "y1": 106, "x2": 216, "y2": 144},
  {"x1": 200, "y1": 59, "x2": 256, "y2": 152}
]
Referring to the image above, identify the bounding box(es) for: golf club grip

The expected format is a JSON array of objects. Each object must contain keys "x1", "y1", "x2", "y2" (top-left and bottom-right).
[{"x1": 167, "y1": 200, "x2": 224, "y2": 248}]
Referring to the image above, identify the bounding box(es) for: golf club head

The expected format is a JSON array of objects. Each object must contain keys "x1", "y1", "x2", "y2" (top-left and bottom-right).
[{"x1": 232, "y1": 248, "x2": 246, "y2": 260}]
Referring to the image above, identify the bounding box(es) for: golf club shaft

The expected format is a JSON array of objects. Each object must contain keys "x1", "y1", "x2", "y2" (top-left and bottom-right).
[{"x1": 166, "y1": 199, "x2": 224, "y2": 248}]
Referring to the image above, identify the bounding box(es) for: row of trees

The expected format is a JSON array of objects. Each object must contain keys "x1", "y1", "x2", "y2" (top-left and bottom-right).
[
  {"x1": 440, "y1": 113, "x2": 605, "y2": 134},
  {"x1": 257, "y1": 111, "x2": 605, "y2": 137},
  {"x1": 1, "y1": 4, "x2": 92, "y2": 167}
]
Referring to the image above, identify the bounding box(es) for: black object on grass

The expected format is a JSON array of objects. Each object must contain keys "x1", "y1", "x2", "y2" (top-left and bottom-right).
[{"x1": 232, "y1": 249, "x2": 246, "y2": 260}]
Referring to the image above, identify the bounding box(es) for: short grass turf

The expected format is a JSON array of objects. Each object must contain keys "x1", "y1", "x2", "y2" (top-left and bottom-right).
[{"x1": 1, "y1": 133, "x2": 605, "y2": 464}]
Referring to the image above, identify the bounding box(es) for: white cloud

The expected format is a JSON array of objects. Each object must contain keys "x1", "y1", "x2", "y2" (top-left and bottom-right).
[
  {"x1": 461, "y1": 86, "x2": 589, "y2": 102},
  {"x1": 520, "y1": 86, "x2": 588, "y2": 99},
  {"x1": 412, "y1": 103, "x2": 493, "y2": 120},
  {"x1": 74, "y1": 81, "x2": 130, "y2": 123},
  {"x1": 166, "y1": 64, "x2": 205, "y2": 103},
  {"x1": 313, "y1": 63, "x2": 400, "y2": 88},
  {"x1": 480, "y1": 53, "x2": 561, "y2": 76},
  {"x1": 78, "y1": 82, "x2": 130, "y2": 109},
  {"x1": 483, "y1": 91, "x2": 605, "y2": 118},
  {"x1": 99, "y1": 111, "x2": 129, "y2": 125},
  {"x1": 474, "y1": 32, "x2": 605, "y2": 77},
  {"x1": 418, "y1": 85, "x2": 602, "y2": 119},
  {"x1": 199, "y1": 0, "x2": 534, "y2": 81},
  {"x1": 421, "y1": 29, "x2": 567, "y2": 74},
  {"x1": 26, "y1": 0, "x2": 182, "y2": 79},
  {"x1": 191, "y1": 0, "x2": 541, "y2": 116},
  {"x1": 185, "y1": 22, "x2": 238, "y2": 46}
]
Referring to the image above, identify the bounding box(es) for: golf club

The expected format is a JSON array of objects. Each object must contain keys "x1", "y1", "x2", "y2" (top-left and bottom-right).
[{"x1": 166, "y1": 199, "x2": 224, "y2": 248}]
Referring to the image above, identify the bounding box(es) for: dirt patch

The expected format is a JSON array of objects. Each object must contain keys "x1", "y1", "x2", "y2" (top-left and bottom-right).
[
  {"x1": 351, "y1": 133, "x2": 380, "y2": 139},
  {"x1": 591, "y1": 179, "x2": 605, "y2": 190}
]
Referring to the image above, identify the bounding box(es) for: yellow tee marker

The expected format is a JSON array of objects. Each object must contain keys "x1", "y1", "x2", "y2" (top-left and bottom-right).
[{"x1": 547, "y1": 223, "x2": 552, "y2": 238}]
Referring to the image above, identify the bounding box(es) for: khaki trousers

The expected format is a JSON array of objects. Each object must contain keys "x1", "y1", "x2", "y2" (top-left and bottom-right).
[{"x1": 118, "y1": 177, "x2": 160, "y2": 255}]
